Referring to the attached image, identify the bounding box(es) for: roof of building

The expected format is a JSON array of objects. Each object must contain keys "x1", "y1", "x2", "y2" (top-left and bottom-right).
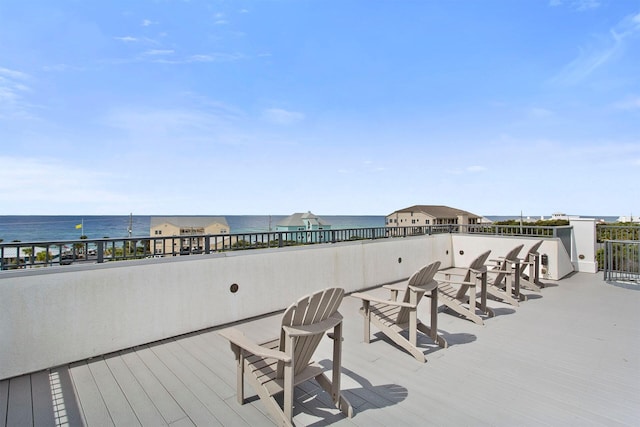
[
  {"x1": 150, "y1": 216, "x2": 229, "y2": 228},
  {"x1": 388, "y1": 205, "x2": 481, "y2": 219},
  {"x1": 277, "y1": 212, "x2": 330, "y2": 227}
]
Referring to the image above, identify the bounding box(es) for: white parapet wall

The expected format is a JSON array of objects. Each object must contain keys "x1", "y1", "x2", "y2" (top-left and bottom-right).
[
  {"x1": 0, "y1": 232, "x2": 573, "y2": 380},
  {"x1": 0, "y1": 234, "x2": 450, "y2": 380},
  {"x1": 569, "y1": 218, "x2": 598, "y2": 273},
  {"x1": 451, "y1": 234, "x2": 574, "y2": 280}
]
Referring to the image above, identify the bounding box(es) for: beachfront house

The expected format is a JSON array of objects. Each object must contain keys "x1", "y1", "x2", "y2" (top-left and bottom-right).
[
  {"x1": 150, "y1": 216, "x2": 229, "y2": 254},
  {"x1": 276, "y1": 211, "x2": 331, "y2": 243},
  {"x1": 386, "y1": 205, "x2": 482, "y2": 227}
]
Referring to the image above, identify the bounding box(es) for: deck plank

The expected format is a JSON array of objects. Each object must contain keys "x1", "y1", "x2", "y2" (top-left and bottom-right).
[
  {"x1": 87, "y1": 358, "x2": 141, "y2": 426},
  {"x1": 0, "y1": 379, "x2": 8, "y2": 427},
  {"x1": 69, "y1": 361, "x2": 114, "y2": 427},
  {"x1": 6, "y1": 375, "x2": 32, "y2": 427},
  {"x1": 30, "y1": 370, "x2": 56, "y2": 427},
  {"x1": 171, "y1": 337, "x2": 274, "y2": 425},
  {"x1": 120, "y1": 349, "x2": 186, "y2": 425},
  {"x1": 104, "y1": 354, "x2": 168, "y2": 427},
  {"x1": 134, "y1": 345, "x2": 222, "y2": 426},
  {"x1": 150, "y1": 340, "x2": 250, "y2": 427},
  {"x1": 49, "y1": 366, "x2": 86, "y2": 426}
]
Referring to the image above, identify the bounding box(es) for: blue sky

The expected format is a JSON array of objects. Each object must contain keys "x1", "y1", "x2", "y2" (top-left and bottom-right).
[{"x1": 1, "y1": 0, "x2": 639, "y2": 217}]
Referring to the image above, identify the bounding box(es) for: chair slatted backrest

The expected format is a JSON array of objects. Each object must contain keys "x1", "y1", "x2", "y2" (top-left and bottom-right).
[
  {"x1": 396, "y1": 261, "x2": 441, "y2": 325},
  {"x1": 491, "y1": 244, "x2": 524, "y2": 284},
  {"x1": 455, "y1": 250, "x2": 492, "y2": 299},
  {"x1": 526, "y1": 240, "x2": 543, "y2": 260},
  {"x1": 279, "y1": 288, "x2": 344, "y2": 376},
  {"x1": 464, "y1": 250, "x2": 491, "y2": 282}
]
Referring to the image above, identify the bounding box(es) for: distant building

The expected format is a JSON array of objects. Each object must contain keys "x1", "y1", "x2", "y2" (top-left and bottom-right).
[
  {"x1": 276, "y1": 212, "x2": 331, "y2": 243},
  {"x1": 150, "y1": 216, "x2": 229, "y2": 254},
  {"x1": 386, "y1": 205, "x2": 481, "y2": 227},
  {"x1": 617, "y1": 215, "x2": 640, "y2": 223}
]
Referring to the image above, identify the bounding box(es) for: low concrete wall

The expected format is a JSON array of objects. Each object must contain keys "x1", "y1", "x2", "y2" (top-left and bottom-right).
[
  {"x1": 0, "y1": 234, "x2": 450, "y2": 380},
  {"x1": 569, "y1": 218, "x2": 598, "y2": 273},
  {"x1": 451, "y1": 234, "x2": 574, "y2": 280},
  {"x1": 0, "y1": 233, "x2": 573, "y2": 380}
]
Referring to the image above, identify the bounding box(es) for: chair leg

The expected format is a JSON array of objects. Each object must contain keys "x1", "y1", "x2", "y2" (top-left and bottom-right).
[
  {"x1": 237, "y1": 351, "x2": 245, "y2": 405},
  {"x1": 317, "y1": 324, "x2": 353, "y2": 419},
  {"x1": 283, "y1": 338, "x2": 295, "y2": 424},
  {"x1": 362, "y1": 301, "x2": 370, "y2": 343},
  {"x1": 413, "y1": 290, "x2": 447, "y2": 348},
  {"x1": 409, "y1": 309, "x2": 417, "y2": 347},
  {"x1": 331, "y1": 322, "x2": 342, "y2": 400}
]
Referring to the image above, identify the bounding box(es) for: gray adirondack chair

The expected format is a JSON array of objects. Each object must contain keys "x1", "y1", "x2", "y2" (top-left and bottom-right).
[
  {"x1": 518, "y1": 240, "x2": 544, "y2": 291},
  {"x1": 486, "y1": 244, "x2": 524, "y2": 306},
  {"x1": 219, "y1": 287, "x2": 352, "y2": 427},
  {"x1": 437, "y1": 250, "x2": 494, "y2": 325},
  {"x1": 351, "y1": 261, "x2": 447, "y2": 363}
]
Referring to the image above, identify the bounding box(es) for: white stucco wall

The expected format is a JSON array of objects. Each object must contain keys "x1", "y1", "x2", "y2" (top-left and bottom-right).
[
  {"x1": 569, "y1": 218, "x2": 598, "y2": 273},
  {"x1": 0, "y1": 233, "x2": 572, "y2": 380},
  {"x1": 451, "y1": 235, "x2": 574, "y2": 280},
  {"x1": 0, "y1": 235, "x2": 450, "y2": 380}
]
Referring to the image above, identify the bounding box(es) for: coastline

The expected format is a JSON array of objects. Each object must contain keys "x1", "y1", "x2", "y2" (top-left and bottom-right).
[{"x1": 0, "y1": 214, "x2": 622, "y2": 244}]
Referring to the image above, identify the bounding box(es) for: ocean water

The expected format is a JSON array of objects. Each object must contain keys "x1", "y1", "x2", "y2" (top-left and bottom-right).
[
  {"x1": 0, "y1": 215, "x2": 386, "y2": 243},
  {"x1": 0, "y1": 214, "x2": 620, "y2": 243}
]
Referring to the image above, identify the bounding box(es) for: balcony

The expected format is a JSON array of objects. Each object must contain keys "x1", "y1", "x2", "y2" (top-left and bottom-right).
[{"x1": 1, "y1": 232, "x2": 638, "y2": 425}]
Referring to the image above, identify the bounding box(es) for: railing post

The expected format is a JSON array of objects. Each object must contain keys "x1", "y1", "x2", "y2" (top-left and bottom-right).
[
  {"x1": 204, "y1": 236, "x2": 211, "y2": 254},
  {"x1": 97, "y1": 241, "x2": 104, "y2": 263}
]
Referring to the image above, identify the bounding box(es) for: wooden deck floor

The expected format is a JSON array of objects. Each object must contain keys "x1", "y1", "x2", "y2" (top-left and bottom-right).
[{"x1": 2, "y1": 272, "x2": 639, "y2": 426}]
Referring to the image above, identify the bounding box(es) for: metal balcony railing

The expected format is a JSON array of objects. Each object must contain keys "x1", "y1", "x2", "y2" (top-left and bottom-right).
[
  {"x1": 603, "y1": 240, "x2": 640, "y2": 283},
  {"x1": 0, "y1": 224, "x2": 562, "y2": 271}
]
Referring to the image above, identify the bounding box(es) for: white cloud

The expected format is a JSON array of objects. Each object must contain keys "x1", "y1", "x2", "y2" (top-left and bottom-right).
[
  {"x1": 42, "y1": 64, "x2": 82, "y2": 72},
  {"x1": 549, "y1": 0, "x2": 600, "y2": 10},
  {"x1": 528, "y1": 107, "x2": 554, "y2": 118},
  {"x1": 0, "y1": 67, "x2": 29, "y2": 80},
  {"x1": 0, "y1": 67, "x2": 33, "y2": 119},
  {"x1": 574, "y1": 0, "x2": 600, "y2": 11},
  {"x1": 613, "y1": 96, "x2": 640, "y2": 110},
  {"x1": 446, "y1": 165, "x2": 487, "y2": 174},
  {"x1": 0, "y1": 156, "x2": 129, "y2": 212},
  {"x1": 189, "y1": 53, "x2": 243, "y2": 62},
  {"x1": 142, "y1": 49, "x2": 175, "y2": 56},
  {"x1": 114, "y1": 36, "x2": 138, "y2": 43},
  {"x1": 141, "y1": 19, "x2": 157, "y2": 27},
  {"x1": 552, "y1": 11, "x2": 640, "y2": 84},
  {"x1": 262, "y1": 108, "x2": 305, "y2": 125}
]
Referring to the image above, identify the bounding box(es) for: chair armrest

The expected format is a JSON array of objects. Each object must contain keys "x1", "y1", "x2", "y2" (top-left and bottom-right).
[
  {"x1": 408, "y1": 280, "x2": 438, "y2": 293},
  {"x1": 383, "y1": 283, "x2": 406, "y2": 292},
  {"x1": 351, "y1": 292, "x2": 416, "y2": 308},
  {"x1": 219, "y1": 328, "x2": 291, "y2": 362},
  {"x1": 282, "y1": 313, "x2": 343, "y2": 337},
  {"x1": 437, "y1": 278, "x2": 475, "y2": 287},
  {"x1": 436, "y1": 270, "x2": 466, "y2": 277}
]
